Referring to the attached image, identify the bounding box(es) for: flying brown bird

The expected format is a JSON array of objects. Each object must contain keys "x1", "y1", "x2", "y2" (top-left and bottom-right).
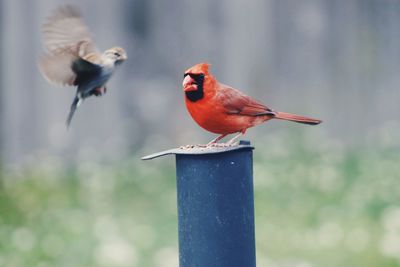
[{"x1": 38, "y1": 5, "x2": 127, "y2": 127}]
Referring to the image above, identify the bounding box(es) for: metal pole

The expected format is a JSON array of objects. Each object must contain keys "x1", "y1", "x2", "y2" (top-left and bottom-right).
[{"x1": 142, "y1": 141, "x2": 256, "y2": 267}]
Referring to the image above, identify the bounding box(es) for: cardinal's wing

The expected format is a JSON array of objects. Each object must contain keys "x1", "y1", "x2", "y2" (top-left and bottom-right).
[{"x1": 217, "y1": 84, "x2": 276, "y2": 117}]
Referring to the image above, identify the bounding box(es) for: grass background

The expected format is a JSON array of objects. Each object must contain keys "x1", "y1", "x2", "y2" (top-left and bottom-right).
[{"x1": 1, "y1": 129, "x2": 400, "y2": 267}]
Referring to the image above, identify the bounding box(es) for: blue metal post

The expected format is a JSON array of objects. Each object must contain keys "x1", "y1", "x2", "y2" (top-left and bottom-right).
[{"x1": 142, "y1": 141, "x2": 256, "y2": 267}]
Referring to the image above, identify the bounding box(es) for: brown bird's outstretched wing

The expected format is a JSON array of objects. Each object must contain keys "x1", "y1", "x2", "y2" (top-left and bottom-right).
[
  {"x1": 38, "y1": 5, "x2": 99, "y2": 86},
  {"x1": 217, "y1": 85, "x2": 276, "y2": 117},
  {"x1": 42, "y1": 5, "x2": 96, "y2": 54}
]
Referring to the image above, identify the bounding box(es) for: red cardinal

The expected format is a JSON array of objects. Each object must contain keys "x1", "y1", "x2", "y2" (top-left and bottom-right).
[{"x1": 182, "y1": 63, "x2": 321, "y2": 145}]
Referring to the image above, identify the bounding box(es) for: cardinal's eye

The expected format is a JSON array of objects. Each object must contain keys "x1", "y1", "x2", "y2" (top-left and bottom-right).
[
  {"x1": 184, "y1": 73, "x2": 204, "y2": 79},
  {"x1": 193, "y1": 73, "x2": 205, "y2": 80}
]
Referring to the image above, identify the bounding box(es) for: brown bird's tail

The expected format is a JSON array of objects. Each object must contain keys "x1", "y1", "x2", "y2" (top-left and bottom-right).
[
  {"x1": 274, "y1": 112, "x2": 322, "y2": 125},
  {"x1": 66, "y1": 95, "x2": 82, "y2": 128}
]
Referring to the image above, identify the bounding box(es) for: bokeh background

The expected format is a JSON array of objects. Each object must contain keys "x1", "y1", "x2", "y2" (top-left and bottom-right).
[{"x1": 1, "y1": 0, "x2": 400, "y2": 266}]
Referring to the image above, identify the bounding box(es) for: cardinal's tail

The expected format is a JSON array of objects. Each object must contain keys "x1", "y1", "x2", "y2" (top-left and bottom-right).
[
  {"x1": 274, "y1": 111, "x2": 322, "y2": 125},
  {"x1": 66, "y1": 95, "x2": 82, "y2": 128}
]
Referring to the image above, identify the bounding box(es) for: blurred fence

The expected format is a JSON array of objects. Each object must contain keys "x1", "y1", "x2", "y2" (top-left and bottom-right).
[{"x1": 1, "y1": 0, "x2": 400, "y2": 165}]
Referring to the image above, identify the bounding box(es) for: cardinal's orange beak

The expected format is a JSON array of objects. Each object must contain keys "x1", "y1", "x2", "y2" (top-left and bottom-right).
[{"x1": 183, "y1": 75, "x2": 198, "y2": 92}]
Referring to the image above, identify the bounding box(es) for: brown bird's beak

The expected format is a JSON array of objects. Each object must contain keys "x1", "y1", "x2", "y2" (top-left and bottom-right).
[
  {"x1": 115, "y1": 53, "x2": 128, "y2": 65},
  {"x1": 183, "y1": 75, "x2": 198, "y2": 92}
]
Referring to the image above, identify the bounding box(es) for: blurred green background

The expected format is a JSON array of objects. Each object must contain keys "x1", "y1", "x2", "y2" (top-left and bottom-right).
[
  {"x1": 1, "y1": 0, "x2": 400, "y2": 266},
  {"x1": 1, "y1": 128, "x2": 400, "y2": 267}
]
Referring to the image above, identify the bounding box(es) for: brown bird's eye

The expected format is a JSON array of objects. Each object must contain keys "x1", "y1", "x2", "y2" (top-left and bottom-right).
[{"x1": 114, "y1": 52, "x2": 121, "y2": 57}]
